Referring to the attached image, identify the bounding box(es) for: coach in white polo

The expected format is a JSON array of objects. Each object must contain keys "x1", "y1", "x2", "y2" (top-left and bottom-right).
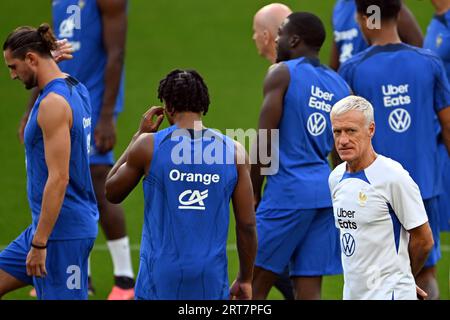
[{"x1": 328, "y1": 95, "x2": 434, "y2": 300}]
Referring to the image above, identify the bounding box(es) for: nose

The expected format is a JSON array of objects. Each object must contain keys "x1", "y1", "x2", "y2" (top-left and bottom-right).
[
  {"x1": 338, "y1": 132, "x2": 350, "y2": 145},
  {"x1": 9, "y1": 69, "x2": 17, "y2": 80}
]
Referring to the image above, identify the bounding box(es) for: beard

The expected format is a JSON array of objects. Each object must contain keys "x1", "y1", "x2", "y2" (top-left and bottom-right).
[{"x1": 23, "y1": 73, "x2": 37, "y2": 90}]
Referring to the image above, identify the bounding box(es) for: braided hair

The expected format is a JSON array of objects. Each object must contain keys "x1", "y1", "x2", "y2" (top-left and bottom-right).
[
  {"x1": 158, "y1": 69, "x2": 210, "y2": 115},
  {"x1": 3, "y1": 23, "x2": 57, "y2": 59}
]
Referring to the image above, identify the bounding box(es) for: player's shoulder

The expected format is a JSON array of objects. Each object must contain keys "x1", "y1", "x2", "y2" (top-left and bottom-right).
[
  {"x1": 338, "y1": 47, "x2": 370, "y2": 73},
  {"x1": 366, "y1": 155, "x2": 411, "y2": 185},
  {"x1": 329, "y1": 162, "x2": 347, "y2": 188}
]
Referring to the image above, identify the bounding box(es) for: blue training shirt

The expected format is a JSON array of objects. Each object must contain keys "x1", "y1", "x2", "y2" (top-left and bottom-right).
[
  {"x1": 339, "y1": 43, "x2": 450, "y2": 200},
  {"x1": 24, "y1": 76, "x2": 99, "y2": 240},
  {"x1": 332, "y1": 0, "x2": 368, "y2": 65},
  {"x1": 136, "y1": 125, "x2": 238, "y2": 299},
  {"x1": 258, "y1": 57, "x2": 351, "y2": 211},
  {"x1": 52, "y1": 0, "x2": 125, "y2": 115}
]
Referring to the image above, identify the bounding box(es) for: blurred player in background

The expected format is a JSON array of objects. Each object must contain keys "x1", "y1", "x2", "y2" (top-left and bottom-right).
[
  {"x1": 251, "y1": 12, "x2": 350, "y2": 300},
  {"x1": 105, "y1": 69, "x2": 257, "y2": 300},
  {"x1": 330, "y1": 0, "x2": 423, "y2": 70},
  {"x1": 0, "y1": 24, "x2": 98, "y2": 299},
  {"x1": 252, "y1": 3, "x2": 294, "y2": 300},
  {"x1": 339, "y1": 0, "x2": 450, "y2": 299},
  {"x1": 253, "y1": 3, "x2": 292, "y2": 64},
  {"x1": 17, "y1": 0, "x2": 134, "y2": 299},
  {"x1": 424, "y1": 0, "x2": 450, "y2": 237},
  {"x1": 329, "y1": 95, "x2": 434, "y2": 300}
]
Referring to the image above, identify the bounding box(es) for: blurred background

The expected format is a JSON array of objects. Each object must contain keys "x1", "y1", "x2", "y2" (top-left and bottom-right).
[{"x1": 0, "y1": 0, "x2": 448, "y2": 299}]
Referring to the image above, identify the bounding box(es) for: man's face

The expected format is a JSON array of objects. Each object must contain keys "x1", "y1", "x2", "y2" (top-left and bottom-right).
[
  {"x1": 4, "y1": 49, "x2": 37, "y2": 90},
  {"x1": 331, "y1": 110, "x2": 374, "y2": 163},
  {"x1": 252, "y1": 17, "x2": 266, "y2": 57},
  {"x1": 275, "y1": 18, "x2": 291, "y2": 63}
]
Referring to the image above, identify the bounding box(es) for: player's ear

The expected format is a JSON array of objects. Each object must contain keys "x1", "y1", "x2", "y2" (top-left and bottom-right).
[
  {"x1": 263, "y1": 30, "x2": 270, "y2": 45},
  {"x1": 290, "y1": 34, "x2": 300, "y2": 48},
  {"x1": 25, "y1": 52, "x2": 38, "y2": 67},
  {"x1": 368, "y1": 122, "x2": 375, "y2": 137}
]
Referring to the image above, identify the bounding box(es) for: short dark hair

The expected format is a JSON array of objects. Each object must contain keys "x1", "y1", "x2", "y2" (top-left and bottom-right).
[
  {"x1": 285, "y1": 12, "x2": 326, "y2": 52},
  {"x1": 355, "y1": 0, "x2": 401, "y2": 21},
  {"x1": 158, "y1": 69, "x2": 210, "y2": 115},
  {"x1": 3, "y1": 23, "x2": 57, "y2": 59}
]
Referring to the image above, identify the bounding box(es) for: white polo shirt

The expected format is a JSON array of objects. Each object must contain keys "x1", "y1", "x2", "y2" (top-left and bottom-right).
[{"x1": 329, "y1": 155, "x2": 428, "y2": 300}]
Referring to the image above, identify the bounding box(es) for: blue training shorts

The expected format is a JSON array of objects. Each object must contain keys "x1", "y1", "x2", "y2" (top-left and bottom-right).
[
  {"x1": 255, "y1": 207, "x2": 342, "y2": 277},
  {"x1": 0, "y1": 225, "x2": 95, "y2": 299}
]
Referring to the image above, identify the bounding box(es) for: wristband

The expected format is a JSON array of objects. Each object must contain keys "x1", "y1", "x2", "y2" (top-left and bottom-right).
[{"x1": 31, "y1": 243, "x2": 47, "y2": 250}]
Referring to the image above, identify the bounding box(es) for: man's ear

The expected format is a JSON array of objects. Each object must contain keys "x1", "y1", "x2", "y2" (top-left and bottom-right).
[
  {"x1": 25, "y1": 52, "x2": 39, "y2": 66},
  {"x1": 263, "y1": 30, "x2": 270, "y2": 45},
  {"x1": 290, "y1": 34, "x2": 301, "y2": 48},
  {"x1": 368, "y1": 122, "x2": 375, "y2": 138}
]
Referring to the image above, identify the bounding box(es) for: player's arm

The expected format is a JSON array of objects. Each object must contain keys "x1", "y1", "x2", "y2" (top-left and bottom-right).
[
  {"x1": 438, "y1": 107, "x2": 450, "y2": 155},
  {"x1": 26, "y1": 94, "x2": 72, "y2": 277},
  {"x1": 329, "y1": 39, "x2": 340, "y2": 71},
  {"x1": 389, "y1": 170, "x2": 433, "y2": 278},
  {"x1": 105, "y1": 106, "x2": 164, "y2": 203},
  {"x1": 230, "y1": 142, "x2": 257, "y2": 300},
  {"x1": 408, "y1": 222, "x2": 434, "y2": 277},
  {"x1": 250, "y1": 63, "x2": 289, "y2": 208},
  {"x1": 105, "y1": 133, "x2": 151, "y2": 203},
  {"x1": 397, "y1": 2, "x2": 423, "y2": 47},
  {"x1": 95, "y1": 0, "x2": 127, "y2": 153}
]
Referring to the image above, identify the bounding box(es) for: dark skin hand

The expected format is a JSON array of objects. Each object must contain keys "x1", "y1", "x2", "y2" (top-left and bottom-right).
[{"x1": 94, "y1": 0, "x2": 127, "y2": 154}]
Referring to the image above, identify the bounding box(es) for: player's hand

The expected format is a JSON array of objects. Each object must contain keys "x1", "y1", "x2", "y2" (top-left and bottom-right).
[
  {"x1": 18, "y1": 113, "x2": 29, "y2": 144},
  {"x1": 51, "y1": 39, "x2": 74, "y2": 63},
  {"x1": 138, "y1": 106, "x2": 164, "y2": 134},
  {"x1": 26, "y1": 247, "x2": 47, "y2": 278},
  {"x1": 416, "y1": 285, "x2": 428, "y2": 300},
  {"x1": 229, "y1": 279, "x2": 252, "y2": 300},
  {"x1": 95, "y1": 115, "x2": 116, "y2": 154}
]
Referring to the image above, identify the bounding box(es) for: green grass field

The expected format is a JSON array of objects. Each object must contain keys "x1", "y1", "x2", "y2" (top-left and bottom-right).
[{"x1": 0, "y1": 0, "x2": 448, "y2": 300}]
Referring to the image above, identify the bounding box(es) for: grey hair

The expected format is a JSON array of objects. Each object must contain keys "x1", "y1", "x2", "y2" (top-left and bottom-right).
[{"x1": 330, "y1": 95, "x2": 374, "y2": 126}]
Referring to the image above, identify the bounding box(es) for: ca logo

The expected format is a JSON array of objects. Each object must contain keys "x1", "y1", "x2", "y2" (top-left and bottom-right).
[
  {"x1": 66, "y1": 265, "x2": 81, "y2": 290},
  {"x1": 307, "y1": 113, "x2": 327, "y2": 136},
  {"x1": 388, "y1": 108, "x2": 411, "y2": 133},
  {"x1": 341, "y1": 233, "x2": 356, "y2": 257},
  {"x1": 178, "y1": 190, "x2": 208, "y2": 210}
]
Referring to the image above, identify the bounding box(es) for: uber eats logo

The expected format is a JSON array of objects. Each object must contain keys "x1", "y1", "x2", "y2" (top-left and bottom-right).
[
  {"x1": 381, "y1": 84, "x2": 412, "y2": 133},
  {"x1": 307, "y1": 86, "x2": 333, "y2": 136},
  {"x1": 336, "y1": 208, "x2": 357, "y2": 230}
]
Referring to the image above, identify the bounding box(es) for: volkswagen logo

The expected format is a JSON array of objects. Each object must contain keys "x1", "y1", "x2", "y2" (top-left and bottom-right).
[
  {"x1": 388, "y1": 108, "x2": 411, "y2": 133},
  {"x1": 341, "y1": 233, "x2": 356, "y2": 257},
  {"x1": 307, "y1": 112, "x2": 327, "y2": 136}
]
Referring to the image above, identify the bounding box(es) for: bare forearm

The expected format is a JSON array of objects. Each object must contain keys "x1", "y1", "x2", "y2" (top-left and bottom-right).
[
  {"x1": 100, "y1": 52, "x2": 124, "y2": 117},
  {"x1": 409, "y1": 239, "x2": 432, "y2": 277},
  {"x1": 442, "y1": 125, "x2": 450, "y2": 156},
  {"x1": 33, "y1": 176, "x2": 68, "y2": 245},
  {"x1": 236, "y1": 224, "x2": 257, "y2": 282}
]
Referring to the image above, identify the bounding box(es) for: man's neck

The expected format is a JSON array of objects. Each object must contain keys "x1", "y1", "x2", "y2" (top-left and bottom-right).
[
  {"x1": 368, "y1": 23, "x2": 401, "y2": 46},
  {"x1": 346, "y1": 148, "x2": 377, "y2": 173},
  {"x1": 173, "y1": 112, "x2": 203, "y2": 129},
  {"x1": 37, "y1": 59, "x2": 65, "y2": 90},
  {"x1": 432, "y1": 0, "x2": 450, "y2": 15}
]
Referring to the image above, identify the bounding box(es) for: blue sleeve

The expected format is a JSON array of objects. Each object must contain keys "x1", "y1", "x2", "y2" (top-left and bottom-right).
[{"x1": 432, "y1": 55, "x2": 450, "y2": 113}]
